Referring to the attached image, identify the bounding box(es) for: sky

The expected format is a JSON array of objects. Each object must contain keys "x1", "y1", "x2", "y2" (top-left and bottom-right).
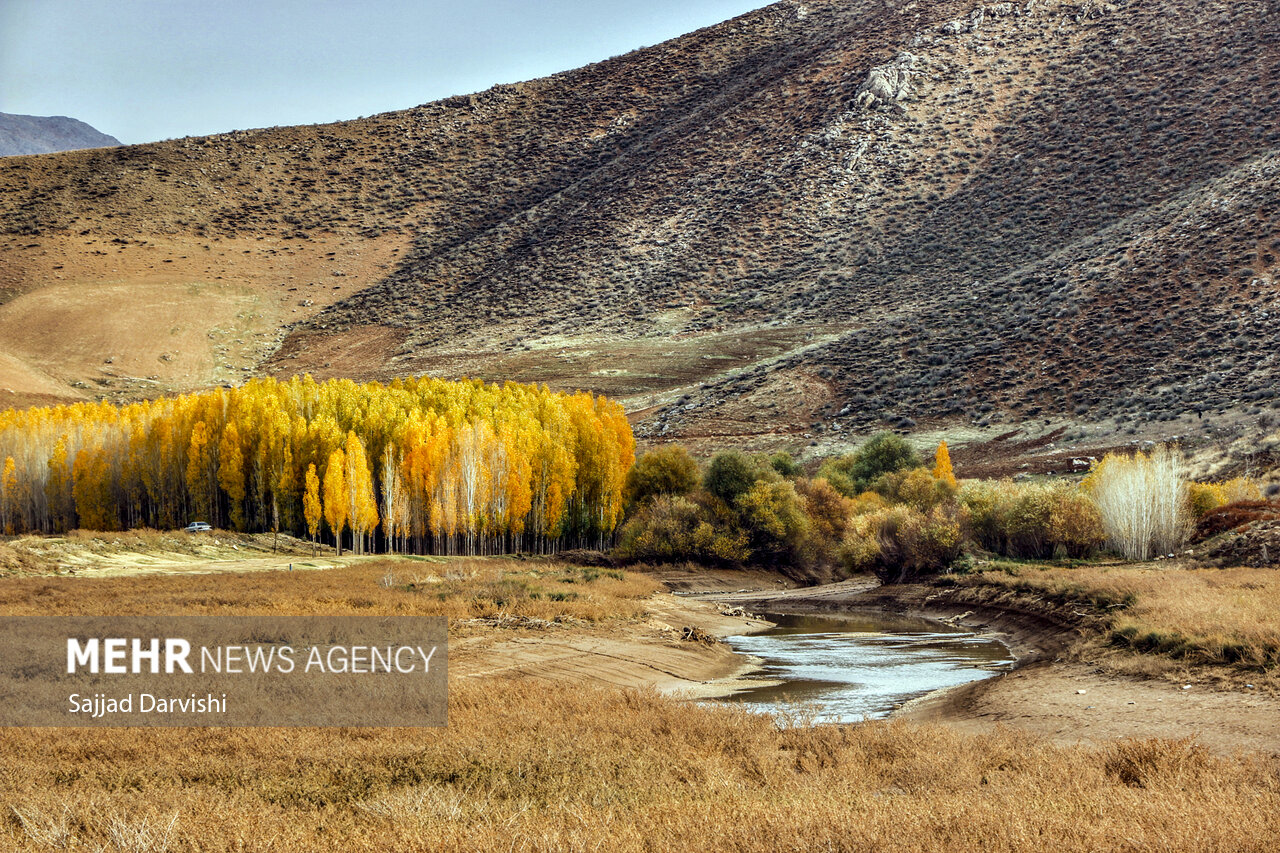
[{"x1": 0, "y1": 0, "x2": 767, "y2": 145}]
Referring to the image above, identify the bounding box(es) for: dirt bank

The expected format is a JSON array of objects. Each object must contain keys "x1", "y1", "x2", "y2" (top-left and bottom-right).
[
  {"x1": 451, "y1": 589, "x2": 774, "y2": 699},
  {"x1": 694, "y1": 575, "x2": 1280, "y2": 756}
]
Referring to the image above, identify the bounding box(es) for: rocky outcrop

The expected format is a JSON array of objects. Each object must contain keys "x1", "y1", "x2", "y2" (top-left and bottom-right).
[
  {"x1": 940, "y1": 3, "x2": 1020, "y2": 34},
  {"x1": 854, "y1": 53, "x2": 919, "y2": 109}
]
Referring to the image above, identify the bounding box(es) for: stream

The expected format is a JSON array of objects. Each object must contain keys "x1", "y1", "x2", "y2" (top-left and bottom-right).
[{"x1": 717, "y1": 611, "x2": 1015, "y2": 724}]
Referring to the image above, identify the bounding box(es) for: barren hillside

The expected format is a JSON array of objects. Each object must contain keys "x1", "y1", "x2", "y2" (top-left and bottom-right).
[{"x1": 2, "y1": 0, "x2": 1277, "y2": 463}]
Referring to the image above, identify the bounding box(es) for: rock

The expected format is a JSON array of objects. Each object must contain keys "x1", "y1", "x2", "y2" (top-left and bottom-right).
[
  {"x1": 939, "y1": 3, "x2": 1019, "y2": 35},
  {"x1": 854, "y1": 54, "x2": 919, "y2": 110}
]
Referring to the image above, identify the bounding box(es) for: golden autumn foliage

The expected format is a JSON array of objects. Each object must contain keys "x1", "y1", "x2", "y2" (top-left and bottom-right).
[
  {"x1": 1188, "y1": 477, "x2": 1264, "y2": 518},
  {"x1": 0, "y1": 375, "x2": 635, "y2": 554},
  {"x1": 933, "y1": 439, "x2": 957, "y2": 488},
  {"x1": 303, "y1": 463, "x2": 322, "y2": 551}
]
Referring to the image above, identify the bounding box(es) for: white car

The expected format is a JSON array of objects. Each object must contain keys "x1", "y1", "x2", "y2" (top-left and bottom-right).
[{"x1": 184, "y1": 522, "x2": 212, "y2": 532}]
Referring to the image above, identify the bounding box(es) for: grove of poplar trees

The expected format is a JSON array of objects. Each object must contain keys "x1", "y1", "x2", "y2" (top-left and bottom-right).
[{"x1": 0, "y1": 375, "x2": 635, "y2": 555}]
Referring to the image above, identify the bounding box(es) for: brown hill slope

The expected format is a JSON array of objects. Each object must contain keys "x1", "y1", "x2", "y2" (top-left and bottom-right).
[{"x1": 1, "y1": 0, "x2": 1278, "y2": 460}]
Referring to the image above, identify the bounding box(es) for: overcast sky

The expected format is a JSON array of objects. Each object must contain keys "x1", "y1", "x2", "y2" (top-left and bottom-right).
[{"x1": 0, "y1": 0, "x2": 767, "y2": 145}]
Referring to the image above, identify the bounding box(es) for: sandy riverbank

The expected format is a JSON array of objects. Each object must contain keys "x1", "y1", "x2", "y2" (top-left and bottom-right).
[{"x1": 450, "y1": 588, "x2": 777, "y2": 699}]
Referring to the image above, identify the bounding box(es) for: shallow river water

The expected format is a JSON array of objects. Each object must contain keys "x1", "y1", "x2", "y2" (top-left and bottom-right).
[{"x1": 718, "y1": 611, "x2": 1015, "y2": 724}]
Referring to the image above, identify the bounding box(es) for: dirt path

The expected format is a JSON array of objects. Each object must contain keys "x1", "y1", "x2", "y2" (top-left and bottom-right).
[{"x1": 692, "y1": 576, "x2": 1280, "y2": 756}]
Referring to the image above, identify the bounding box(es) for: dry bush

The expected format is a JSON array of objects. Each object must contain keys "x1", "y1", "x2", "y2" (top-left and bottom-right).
[
  {"x1": 1083, "y1": 446, "x2": 1190, "y2": 560},
  {"x1": 1193, "y1": 499, "x2": 1280, "y2": 541}
]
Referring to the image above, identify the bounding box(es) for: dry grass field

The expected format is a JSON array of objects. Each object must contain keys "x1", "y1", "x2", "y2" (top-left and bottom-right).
[
  {"x1": 0, "y1": 557, "x2": 658, "y2": 628},
  {"x1": 2, "y1": 558, "x2": 1280, "y2": 851},
  {"x1": 954, "y1": 562, "x2": 1280, "y2": 683},
  {"x1": 4, "y1": 680, "x2": 1280, "y2": 852}
]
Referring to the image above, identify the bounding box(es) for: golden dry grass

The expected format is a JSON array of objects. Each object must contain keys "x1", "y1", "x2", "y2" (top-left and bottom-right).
[
  {"x1": 2, "y1": 680, "x2": 1279, "y2": 852},
  {"x1": 0, "y1": 558, "x2": 659, "y2": 634},
  {"x1": 964, "y1": 562, "x2": 1280, "y2": 678}
]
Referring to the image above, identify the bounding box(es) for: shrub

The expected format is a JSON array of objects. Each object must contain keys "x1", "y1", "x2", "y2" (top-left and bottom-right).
[
  {"x1": 704, "y1": 451, "x2": 767, "y2": 505},
  {"x1": 625, "y1": 446, "x2": 699, "y2": 506},
  {"x1": 855, "y1": 431, "x2": 922, "y2": 482},
  {"x1": 850, "y1": 490, "x2": 889, "y2": 516},
  {"x1": 960, "y1": 480, "x2": 1103, "y2": 559},
  {"x1": 795, "y1": 478, "x2": 854, "y2": 544},
  {"x1": 817, "y1": 454, "x2": 859, "y2": 498},
  {"x1": 769, "y1": 451, "x2": 802, "y2": 478},
  {"x1": 736, "y1": 480, "x2": 811, "y2": 567},
  {"x1": 1188, "y1": 477, "x2": 1263, "y2": 518},
  {"x1": 1000, "y1": 483, "x2": 1057, "y2": 559},
  {"x1": 614, "y1": 495, "x2": 749, "y2": 566},
  {"x1": 840, "y1": 512, "x2": 884, "y2": 574},
  {"x1": 794, "y1": 477, "x2": 855, "y2": 569},
  {"x1": 1047, "y1": 489, "x2": 1105, "y2": 558},
  {"x1": 958, "y1": 480, "x2": 1002, "y2": 552},
  {"x1": 819, "y1": 431, "x2": 921, "y2": 497},
  {"x1": 882, "y1": 466, "x2": 957, "y2": 512},
  {"x1": 840, "y1": 504, "x2": 964, "y2": 583},
  {"x1": 1188, "y1": 482, "x2": 1225, "y2": 519},
  {"x1": 1083, "y1": 445, "x2": 1190, "y2": 560}
]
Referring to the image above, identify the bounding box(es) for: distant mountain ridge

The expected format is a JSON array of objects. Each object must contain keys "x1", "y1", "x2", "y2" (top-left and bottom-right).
[{"x1": 0, "y1": 113, "x2": 120, "y2": 157}]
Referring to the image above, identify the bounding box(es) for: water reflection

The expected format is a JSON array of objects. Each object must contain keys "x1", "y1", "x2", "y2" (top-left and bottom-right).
[{"x1": 719, "y1": 611, "x2": 1014, "y2": 724}]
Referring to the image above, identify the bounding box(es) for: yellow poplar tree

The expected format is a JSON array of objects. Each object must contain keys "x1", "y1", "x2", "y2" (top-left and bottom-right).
[
  {"x1": 303, "y1": 463, "x2": 322, "y2": 556},
  {"x1": 46, "y1": 435, "x2": 74, "y2": 533},
  {"x1": 186, "y1": 421, "x2": 217, "y2": 525},
  {"x1": 1, "y1": 456, "x2": 15, "y2": 534},
  {"x1": 72, "y1": 442, "x2": 116, "y2": 531},
  {"x1": 343, "y1": 431, "x2": 378, "y2": 555},
  {"x1": 218, "y1": 422, "x2": 247, "y2": 530},
  {"x1": 933, "y1": 440, "x2": 957, "y2": 488},
  {"x1": 0, "y1": 373, "x2": 638, "y2": 551},
  {"x1": 323, "y1": 448, "x2": 348, "y2": 555}
]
